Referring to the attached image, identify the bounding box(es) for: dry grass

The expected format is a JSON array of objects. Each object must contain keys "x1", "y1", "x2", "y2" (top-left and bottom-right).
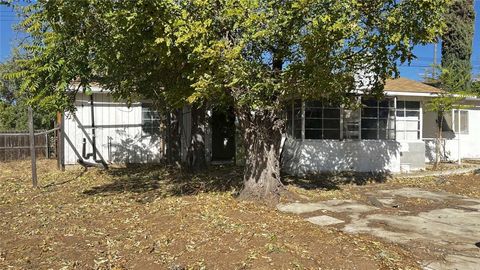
[{"x1": 0, "y1": 159, "x2": 419, "y2": 270}]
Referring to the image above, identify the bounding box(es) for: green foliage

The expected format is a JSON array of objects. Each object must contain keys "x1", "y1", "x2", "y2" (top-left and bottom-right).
[
  {"x1": 425, "y1": 61, "x2": 473, "y2": 115},
  {"x1": 424, "y1": 3, "x2": 477, "y2": 121},
  {"x1": 425, "y1": 93, "x2": 463, "y2": 115},
  {"x1": 10, "y1": 0, "x2": 194, "y2": 112},
  {"x1": 441, "y1": 0, "x2": 475, "y2": 90},
  {"x1": 12, "y1": 0, "x2": 451, "y2": 117},
  {"x1": 176, "y1": 0, "x2": 451, "y2": 113},
  {"x1": 0, "y1": 57, "x2": 54, "y2": 131}
]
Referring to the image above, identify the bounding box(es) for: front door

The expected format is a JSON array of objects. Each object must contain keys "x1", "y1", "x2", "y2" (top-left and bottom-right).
[{"x1": 211, "y1": 108, "x2": 236, "y2": 162}]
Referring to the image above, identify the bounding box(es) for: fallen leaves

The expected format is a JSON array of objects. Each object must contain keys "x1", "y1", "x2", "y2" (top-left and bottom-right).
[{"x1": 0, "y1": 159, "x2": 421, "y2": 269}]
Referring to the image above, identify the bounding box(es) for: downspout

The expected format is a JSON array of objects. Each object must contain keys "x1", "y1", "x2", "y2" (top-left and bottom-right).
[
  {"x1": 79, "y1": 93, "x2": 108, "y2": 169},
  {"x1": 90, "y1": 94, "x2": 97, "y2": 161},
  {"x1": 82, "y1": 94, "x2": 96, "y2": 160}
]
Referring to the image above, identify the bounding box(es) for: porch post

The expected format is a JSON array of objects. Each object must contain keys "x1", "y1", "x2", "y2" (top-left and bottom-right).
[{"x1": 457, "y1": 110, "x2": 461, "y2": 165}]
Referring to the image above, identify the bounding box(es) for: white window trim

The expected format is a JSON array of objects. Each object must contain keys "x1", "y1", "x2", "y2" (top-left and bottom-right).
[
  {"x1": 452, "y1": 109, "x2": 469, "y2": 135},
  {"x1": 395, "y1": 99, "x2": 422, "y2": 142}
]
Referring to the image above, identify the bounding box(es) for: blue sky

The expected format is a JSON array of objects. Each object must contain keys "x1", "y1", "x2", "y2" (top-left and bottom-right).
[{"x1": 1, "y1": 2, "x2": 480, "y2": 81}]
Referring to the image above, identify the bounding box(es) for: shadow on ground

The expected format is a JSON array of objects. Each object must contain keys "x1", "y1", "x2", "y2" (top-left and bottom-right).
[
  {"x1": 282, "y1": 171, "x2": 392, "y2": 191},
  {"x1": 82, "y1": 164, "x2": 243, "y2": 200}
]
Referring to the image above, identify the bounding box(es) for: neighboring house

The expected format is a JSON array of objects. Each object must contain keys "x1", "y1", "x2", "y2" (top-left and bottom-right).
[{"x1": 62, "y1": 78, "x2": 480, "y2": 175}]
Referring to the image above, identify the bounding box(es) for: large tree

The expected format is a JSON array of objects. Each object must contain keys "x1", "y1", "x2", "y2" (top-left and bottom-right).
[
  {"x1": 13, "y1": 0, "x2": 450, "y2": 202},
  {"x1": 11, "y1": 0, "x2": 208, "y2": 169},
  {"x1": 441, "y1": 0, "x2": 475, "y2": 90},
  {"x1": 176, "y1": 0, "x2": 451, "y2": 200}
]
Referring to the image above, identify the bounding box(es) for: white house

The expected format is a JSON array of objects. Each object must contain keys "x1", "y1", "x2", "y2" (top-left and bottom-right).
[
  {"x1": 62, "y1": 86, "x2": 234, "y2": 167},
  {"x1": 282, "y1": 78, "x2": 480, "y2": 175},
  {"x1": 62, "y1": 78, "x2": 480, "y2": 175}
]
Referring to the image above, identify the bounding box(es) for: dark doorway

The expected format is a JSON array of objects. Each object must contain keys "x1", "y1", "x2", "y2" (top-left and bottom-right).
[{"x1": 211, "y1": 108, "x2": 236, "y2": 163}]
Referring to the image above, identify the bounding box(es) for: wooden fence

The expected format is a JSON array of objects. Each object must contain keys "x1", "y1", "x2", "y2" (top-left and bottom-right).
[{"x1": 0, "y1": 131, "x2": 49, "y2": 162}]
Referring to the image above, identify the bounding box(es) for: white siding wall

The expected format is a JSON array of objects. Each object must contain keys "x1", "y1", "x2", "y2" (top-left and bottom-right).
[
  {"x1": 63, "y1": 92, "x2": 163, "y2": 165},
  {"x1": 282, "y1": 138, "x2": 401, "y2": 175},
  {"x1": 424, "y1": 107, "x2": 480, "y2": 162}
]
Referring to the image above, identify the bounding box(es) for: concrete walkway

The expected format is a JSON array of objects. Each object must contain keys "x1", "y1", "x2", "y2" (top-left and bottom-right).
[
  {"x1": 278, "y1": 188, "x2": 480, "y2": 270},
  {"x1": 395, "y1": 164, "x2": 480, "y2": 179}
]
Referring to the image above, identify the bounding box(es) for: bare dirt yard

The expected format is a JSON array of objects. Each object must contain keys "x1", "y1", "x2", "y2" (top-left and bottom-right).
[{"x1": 0, "y1": 160, "x2": 417, "y2": 270}]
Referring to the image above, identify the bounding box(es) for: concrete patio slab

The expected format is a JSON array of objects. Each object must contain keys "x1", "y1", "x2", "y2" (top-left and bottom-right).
[
  {"x1": 424, "y1": 254, "x2": 480, "y2": 270},
  {"x1": 376, "y1": 187, "x2": 465, "y2": 201},
  {"x1": 306, "y1": 215, "x2": 345, "y2": 226},
  {"x1": 278, "y1": 188, "x2": 480, "y2": 270}
]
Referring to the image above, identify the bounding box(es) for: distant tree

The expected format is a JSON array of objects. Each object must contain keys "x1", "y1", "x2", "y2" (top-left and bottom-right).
[
  {"x1": 0, "y1": 57, "x2": 53, "y2": 131},
  {"x1": 12, "y1": 0, "x2": 450, "y2": 202},
  {"x1": 441, "y1": 0, "x2": 475, "y2": 90},
  {"x1": 425, "y1": 0, "x2": 475, "y2": 167},
  {"x1": 426, "y1": 64, "x2": 470, "y2": 168}
]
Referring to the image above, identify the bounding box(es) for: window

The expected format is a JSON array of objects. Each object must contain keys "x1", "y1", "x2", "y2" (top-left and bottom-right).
[
  {"x1": 453, "y1": 110, "x2": 469, "y2": 134},
  {"x1": 343, "y1": 108, "x2": 361, "y2": 140},
  {"x1": 286, "y1": 103, "x2": 293, "y2": 136},
  {"x1": 285, "y1": 98, "x2": 396, "y2": 141},
  {"x1": 142, "y1": 104, "x2": 161, "y2": 135},
  {"x1": 396, "y1": 101, "x2": 421, "y2": 140},
  {"x1": 440, "y1": 112, "x2": 453, "y2": 132},
  {"x1": 293, "y1": 100, "x2": 303, "y2": 139},
  {"x1": 303, "y1": 101, "x2": 341, "y2": 139},
  {"x1": 287, "y1": 101, "x2": 341, "y2": 140},
  {"x1": 361, "y1": 98, "x2": 395, "y2": 140}
]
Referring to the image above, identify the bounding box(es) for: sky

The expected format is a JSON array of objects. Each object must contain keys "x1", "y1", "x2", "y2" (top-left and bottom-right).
[{"x1": 1, "y1": 2, "x2": 480, "y2": 82}]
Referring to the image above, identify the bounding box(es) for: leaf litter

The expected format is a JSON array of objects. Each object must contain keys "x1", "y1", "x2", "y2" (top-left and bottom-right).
[{"x1": 0, "y1": 159, "x2": 420, "y2": 269}]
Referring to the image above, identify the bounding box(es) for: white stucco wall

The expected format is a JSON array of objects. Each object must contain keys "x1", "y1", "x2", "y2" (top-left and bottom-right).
[
  {"x1": 63, "y1": 92, "x2": 164, "y2": 165},
  {"x1": 423, "y1": 106, "x2": 480, "y2": 162},
  {"x1": 282, "y1": 138, "x2": 401, "y2": 175}
]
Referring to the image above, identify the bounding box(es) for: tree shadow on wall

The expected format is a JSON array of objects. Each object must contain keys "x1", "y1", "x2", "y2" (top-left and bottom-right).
[
  {"x1": 424, "y1": 135, "x2": 456, "y2": 163},
  {"x1": 82, "y1": 164, "x2": 243, "y2": 203},
  {"x1": 281, "y1": 138, "x2": 396, "y2": 190},
  {"x1": 108, "y1": 129, "x2": 161, "y2": 163}
]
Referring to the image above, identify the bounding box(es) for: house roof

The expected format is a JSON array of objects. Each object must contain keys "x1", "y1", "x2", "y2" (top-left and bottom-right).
[{"x1": 384, "y1": 77, "x2": 443, "y2": 94}]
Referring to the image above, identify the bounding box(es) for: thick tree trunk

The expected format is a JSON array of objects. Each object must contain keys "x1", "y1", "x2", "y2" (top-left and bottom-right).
[
  {"x1": 186, "y1": 104, "x2": 207, "y2": 172},
  {"x1": 237, "y1": 108, "x2": 284, "y2": 202}
]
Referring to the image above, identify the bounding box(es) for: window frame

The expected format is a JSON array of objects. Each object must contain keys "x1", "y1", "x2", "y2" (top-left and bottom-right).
[
  {"x1": 452, "y1": 109, "x2": 469, "y2": 135},
  {"x1": 303, "y1": 101, "x2": 341, "y2": 140},
  {"x1": 395, "y1": 100, "x2": 422, "y2": 141},
  {"x1": 141, "y1": 104, "x2": 161, "y2": 135},
  {"x1": 360, "y1": 97, "x2": 396, "y2": 140},
  {"x1": 286, "y1": 97, "x2": 397, "y2": 141}
]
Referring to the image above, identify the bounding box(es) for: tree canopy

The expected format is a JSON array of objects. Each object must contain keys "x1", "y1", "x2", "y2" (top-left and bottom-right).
[
  {"x1": 441, "y1": 0, "x2": 475, "y2": 91},
  {"x1": 10, "y1": 0, "x2": 451, "y2": 111},
  {"x1": 10, "y1": 0, "x2": 452, "y2": 200}
]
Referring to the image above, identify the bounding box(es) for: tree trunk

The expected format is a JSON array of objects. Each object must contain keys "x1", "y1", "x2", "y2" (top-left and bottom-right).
[
  {"x1": 186, "y1": 104, "x2": 207, "y2": 172},
  {"x1": 236, "y1": 108, "x2": 284, "y2": 202},
  {"x1": 434, "y1": 111, "x2": 444, "y2": 169},
  {"x1": 166, "y1": 109, "x2": 181, "y2": 166}
]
